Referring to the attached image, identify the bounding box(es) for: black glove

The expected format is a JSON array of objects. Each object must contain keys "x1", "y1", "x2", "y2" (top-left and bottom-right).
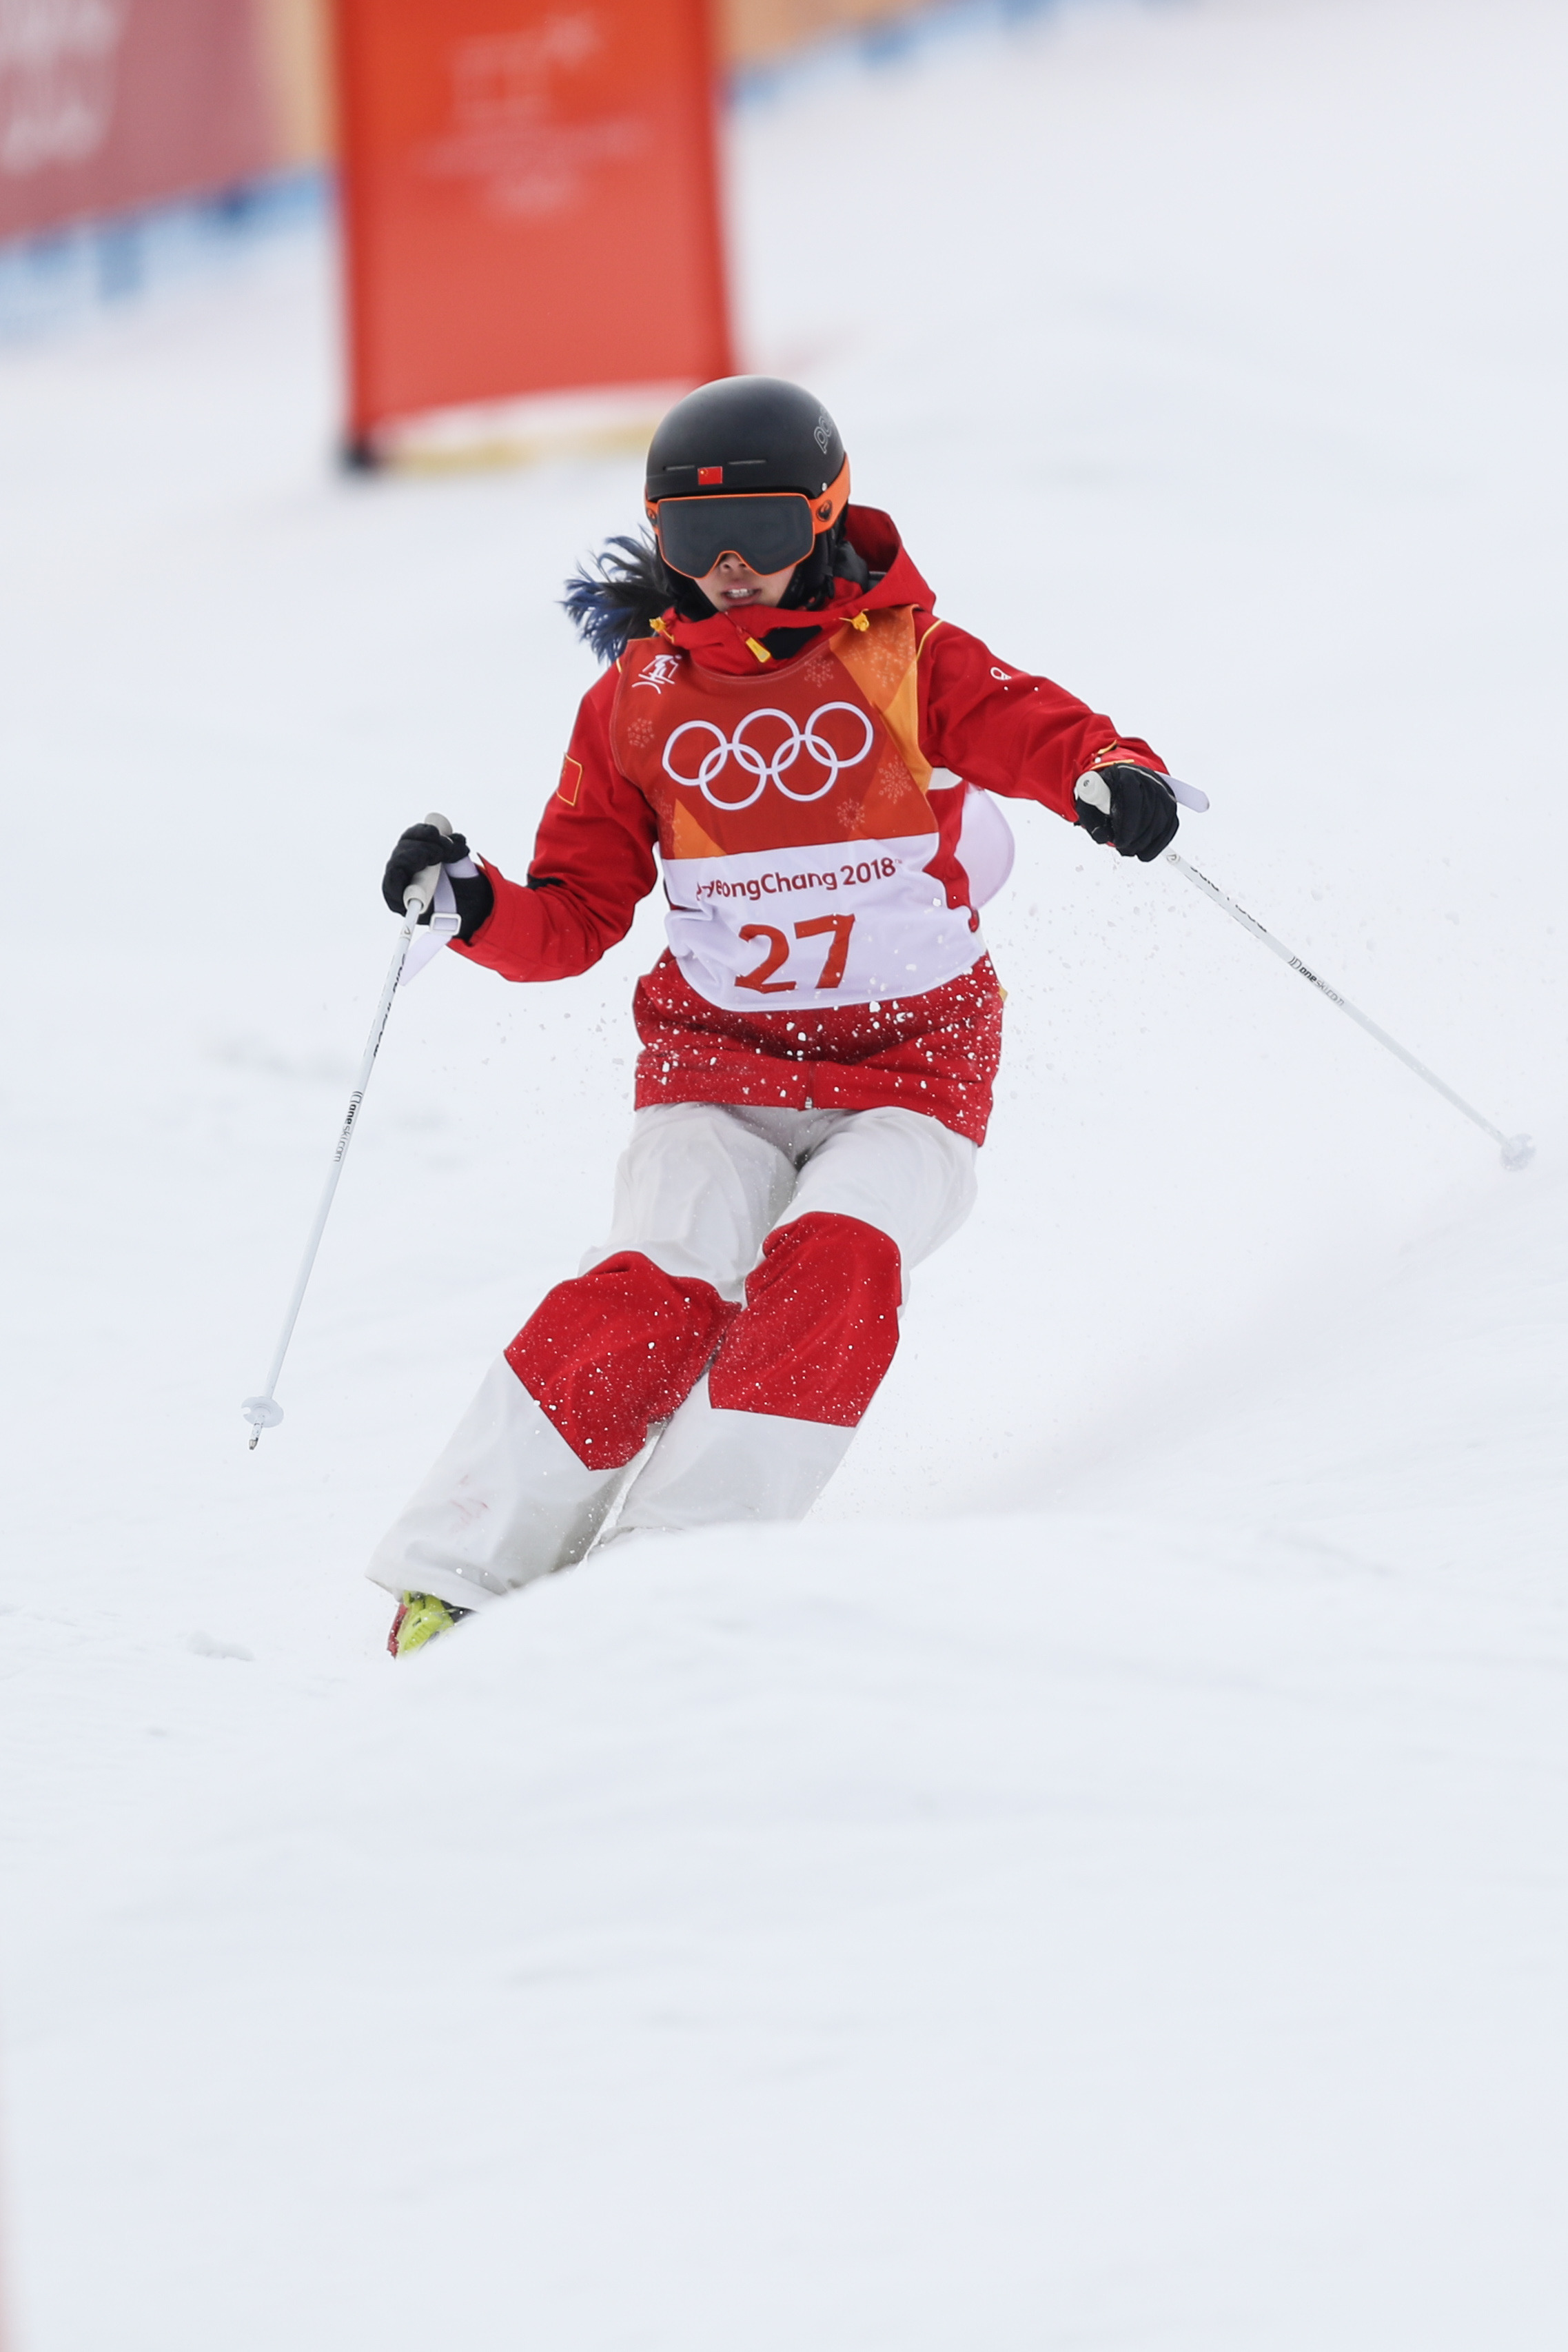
[
  {"x1": 1073, "y1": 764, "x2": 1179, "y2": 862},
  {"x1": 380, "y1": 822, "x2": 494, "y2": 940}
]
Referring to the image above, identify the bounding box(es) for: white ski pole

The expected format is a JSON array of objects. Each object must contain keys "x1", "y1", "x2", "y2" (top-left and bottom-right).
[
  {"x1": 241, "y1": 812, "x2": 455, "y2": 1449},
  {"x1": 1165, "y1": 851, "x2": 1533, "y2": 1171}
]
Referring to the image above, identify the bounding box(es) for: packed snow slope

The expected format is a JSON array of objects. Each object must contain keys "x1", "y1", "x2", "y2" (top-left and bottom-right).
[{"x1": 3, "y1": 1, "x2": 1567, "y2": 2344}]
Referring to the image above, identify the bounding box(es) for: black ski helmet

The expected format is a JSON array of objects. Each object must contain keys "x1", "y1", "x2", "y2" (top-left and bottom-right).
[{"x1": 644, "y1": 375, "x2": 848, "y2": 509}]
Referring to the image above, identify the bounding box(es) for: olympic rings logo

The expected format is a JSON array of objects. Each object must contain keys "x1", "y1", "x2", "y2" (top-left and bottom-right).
[{"x1": 662, "y1": 704, "x2": 875, "y2": 811}]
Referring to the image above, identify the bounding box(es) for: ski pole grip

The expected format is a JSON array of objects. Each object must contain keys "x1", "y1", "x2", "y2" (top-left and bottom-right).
[{"x1": 403, "y1": 809, "x2": 454, "y2": 917}]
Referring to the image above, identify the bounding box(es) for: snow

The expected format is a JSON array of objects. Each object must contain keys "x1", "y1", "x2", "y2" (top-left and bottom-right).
[{"x1": 3, "y1": 0, "x2": 1567, "y2": 2342}]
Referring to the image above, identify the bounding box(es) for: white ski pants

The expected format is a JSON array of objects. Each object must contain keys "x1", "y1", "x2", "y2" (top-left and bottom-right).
[{"x1": 365, "y1": 1100, "x2": 977, "y2": 1608}]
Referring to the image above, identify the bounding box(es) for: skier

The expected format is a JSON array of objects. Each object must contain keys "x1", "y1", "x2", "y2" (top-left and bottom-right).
[{"x1": 370, "y1": 376, "x2": 1180, "y2": 1656}]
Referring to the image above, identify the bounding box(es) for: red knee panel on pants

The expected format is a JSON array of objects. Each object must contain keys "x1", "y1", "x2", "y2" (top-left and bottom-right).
[
  {"x1": 505, "y1": 1252, "x2": 734, "y2": 1468},
  {"x1": 708, "y1": 1212, "x2": 902, "y2": 1428}
]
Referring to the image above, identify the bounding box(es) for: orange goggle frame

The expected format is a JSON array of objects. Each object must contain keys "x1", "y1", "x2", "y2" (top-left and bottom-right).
[{"x1": 648, "y1": 458, "x2": 850, "y2": 579}]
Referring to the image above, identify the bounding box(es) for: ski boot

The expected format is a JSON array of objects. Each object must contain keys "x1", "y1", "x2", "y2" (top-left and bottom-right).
[{"x1": 387, "y1": 1592, "x2": 473, "y2": 1659}]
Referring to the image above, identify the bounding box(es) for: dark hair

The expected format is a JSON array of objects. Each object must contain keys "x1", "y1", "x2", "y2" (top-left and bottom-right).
[{"x1": 560, "y1": 534, "x2": 673, "y2": 666}]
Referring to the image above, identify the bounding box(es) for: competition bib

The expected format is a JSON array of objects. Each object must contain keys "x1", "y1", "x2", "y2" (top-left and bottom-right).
[{"x1": 610, "y1": 613, "x2": 984, "y2": 1013}]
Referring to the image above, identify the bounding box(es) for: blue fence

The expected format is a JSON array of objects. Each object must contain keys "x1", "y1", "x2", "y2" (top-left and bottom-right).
[{"x1": 0, "y1": 168, "x2": 327, "y2": 340}]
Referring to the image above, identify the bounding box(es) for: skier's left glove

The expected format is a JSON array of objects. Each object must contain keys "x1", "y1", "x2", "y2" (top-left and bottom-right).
[
  {"x1": 380, "y1": 822, "x2": 495, "y2": 940},
  {"x1": 1074, "y1": 764, "x2": 1179, "y2": 862}
]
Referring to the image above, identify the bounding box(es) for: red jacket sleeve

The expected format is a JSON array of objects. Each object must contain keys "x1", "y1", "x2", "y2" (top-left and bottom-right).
[
  {"x1": 916, "y1": 618, "x2": 1165, "y2": 822},
  {"x1": 451, "y1": 666, "x2": 658, "y2": 984}
]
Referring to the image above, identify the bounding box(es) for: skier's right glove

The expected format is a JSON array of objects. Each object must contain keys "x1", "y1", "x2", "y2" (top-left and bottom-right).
[
  {"x1": 1073, "y1": 764, "x2": 1179, "y2": 862},
  {"x1": 380, "y1": 822, "x2": 495, "y2": 940}
]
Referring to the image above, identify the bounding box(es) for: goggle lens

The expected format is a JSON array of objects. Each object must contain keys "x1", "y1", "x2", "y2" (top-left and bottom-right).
[{"x1": 653, "y1": 492, "x2": 819, "y2": 581}]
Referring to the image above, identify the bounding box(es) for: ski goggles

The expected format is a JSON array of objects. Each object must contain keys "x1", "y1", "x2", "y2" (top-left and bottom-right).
[{"x1": 649, "y1": 460, "x2": 850, "y2": 580}]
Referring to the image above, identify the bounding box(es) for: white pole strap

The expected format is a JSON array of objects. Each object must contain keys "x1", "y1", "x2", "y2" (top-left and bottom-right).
[
  {"x1": 399, "y1": 855, "x2": 476, "y2": 987},
  {"x1": 1165, "y1": 851, "x2": 1532, "y2": 1170},
  {"x1": 1073, "y1": 770, "x2": 1210, "y2": 818}
]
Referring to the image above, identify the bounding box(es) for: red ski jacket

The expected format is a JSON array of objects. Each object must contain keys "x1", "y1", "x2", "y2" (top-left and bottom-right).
[{"x1": 456, "y1": 508, "x2": 1163, "y2": 1144}]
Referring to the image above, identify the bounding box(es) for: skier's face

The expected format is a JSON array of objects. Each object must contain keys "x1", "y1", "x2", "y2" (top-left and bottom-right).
[{"x1": 696, "y1": 550, "x2": 797, "y2": 610}]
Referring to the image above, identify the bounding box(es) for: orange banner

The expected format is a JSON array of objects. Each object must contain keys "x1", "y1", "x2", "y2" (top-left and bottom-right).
[
  {"x1": 0, "y1": 0, "x2": 274, "y2": 241},
  {"x1": 335, "y1": 0, "x2": 733, "y2": 453}
]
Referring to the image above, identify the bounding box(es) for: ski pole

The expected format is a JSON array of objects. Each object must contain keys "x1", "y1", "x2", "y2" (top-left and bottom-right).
[
  {"x1": 241, "y1": 813, "x2": 454, "y2": 1449},
  {"x1": 1165, "y1": 851, "x2": 1533, "y2": 1171}
]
